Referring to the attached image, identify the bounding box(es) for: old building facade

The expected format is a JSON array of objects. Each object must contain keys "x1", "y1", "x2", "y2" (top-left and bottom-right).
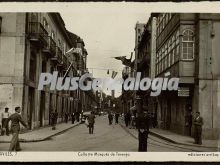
[
  {"x1": 135, "y1": 13, "x2": 220, "y2": 139},
  {"x1": 0, "y1": 13, "x2": 98, "y2": 130}
]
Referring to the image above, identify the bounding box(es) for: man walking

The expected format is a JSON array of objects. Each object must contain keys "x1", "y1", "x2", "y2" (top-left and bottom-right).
[
  {"x1": 7, "y1": 107, "x2": 28, "y2": 151},
  {"x1": 193, "y1": 111, "x2": 203, "y2": 145},
  {"x1": 115, "y1": 112, "x2": 119, "y2": 124},
  {"x1": 71, "y1": 112, "x2": 75, "y2": 124},
  {"x1": 108, "y1": 112, "x2": 113, "y2": 125},
  {"x1": 1, "y1": 107, "x2": 10, "y2": 136},
  {"x1": 64, "y1": 112, "x2": 69, "y2": 123},
  {"x1": 87, "y1": 111, "x2": 95, "y2": 134},
  {"x1": 124, "y1": 112, "x2": 131, "y2": 127}
]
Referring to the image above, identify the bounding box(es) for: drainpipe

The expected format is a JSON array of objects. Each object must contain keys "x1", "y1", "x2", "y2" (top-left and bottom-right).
[{"x1": 210, "y1": 20, "x2": 214, "y2": 129}]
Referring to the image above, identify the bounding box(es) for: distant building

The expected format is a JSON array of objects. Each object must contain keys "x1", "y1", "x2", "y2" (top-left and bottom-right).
[{"x1": 135, "y1": 14, "x2": 157, "y2": 116}]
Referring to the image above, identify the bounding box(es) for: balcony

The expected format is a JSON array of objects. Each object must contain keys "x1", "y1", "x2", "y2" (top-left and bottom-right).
[
  {"x1": 62, "y1": 55, "x2": 68, "y2": 69},
  {"x1": 42, "y1": 36, "x2": 56, "y2": 57},
  {"x1": 51, "y1": 46, "x2": 62, "y2": 64},
  {"x1": 28, "y1": 22, "x2": 48, "y2": 47}
]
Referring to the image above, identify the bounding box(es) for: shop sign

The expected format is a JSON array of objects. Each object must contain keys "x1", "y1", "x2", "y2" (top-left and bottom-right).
[{"x1": 178, "y1": 87, "x2": 190, "y2": 97}]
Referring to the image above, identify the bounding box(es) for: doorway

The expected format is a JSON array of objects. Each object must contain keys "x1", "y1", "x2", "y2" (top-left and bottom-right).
[
  {"x1": 166, "y1": 100, "x2": 171, "y2": 130},
  {"x1": 39, "y1": 91, "x2": 45, "y2": 127},
  {"x1": 28, "y1": 87, "x2": 35, "y2": 129}
]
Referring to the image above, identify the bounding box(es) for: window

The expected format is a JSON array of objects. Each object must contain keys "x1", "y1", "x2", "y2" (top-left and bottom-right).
[
  {"x1": 51, "y1": 30, "x2": 55, "y2": 40},
  {"x1": 0, "y1": 16, "x2": 2, "y2": 33},
  {"x1": 162, "y1": 58, "x2": 166, "y2": 70},
  {"x1": 168, "y1": 52, "x2": 171, "y2": 67},
  {"x1": 43, "y1": 18, "x2": 48, "y2": 28},
  {"x1": 138, "y1": 36, "x2": 141, "y2": 42},
  {"x1": 182, "y1": 29, "x2": 194, "y2": 60},
  {"x1": 164, "y1": 56, "x2": 167, "y2": 69},
  {"x1": 166, "y1": 14, "x2": 169, "y2": 24},
  {"x1": 172, "y1": 35, "x2": 175, "y2": 49},
  {"x1": 162, "y1": 47, "x2": 165, "y2": 58},
  {"x1": 30, "y1": 13, "x2": 38, "y2": 22},
  {"x1": 176, "y1": 30, "x2": 179, "y2": 45},
  {"x1": 168, "y1": 39, "x2": 171, "y2": 53},
  {"x1": 63, "y1": 43, "x2": 66, "y2": 54},
  {"x1": 58, "y1": 39, "x2": 62, "y2": 48},
  {"x1": 175, "y1": 45, "x2": 179, "y2": 62},
  {"x1": 166, "y1": 55, "x2": 169, "y2": 68}
]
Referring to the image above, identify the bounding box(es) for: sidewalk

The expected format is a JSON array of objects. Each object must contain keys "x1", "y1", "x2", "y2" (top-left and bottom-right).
[
  {"x1": 119, "y1": 118, "x2": 219, "y2": 149},
  {"x1": 0, "y1": 122, "x2": 80, "y2": 143},
  {"x1": 150, "y1": 128, "x2": 219, "y2": 149}
]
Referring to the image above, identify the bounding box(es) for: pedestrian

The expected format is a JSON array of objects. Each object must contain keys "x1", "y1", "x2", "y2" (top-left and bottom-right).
[
  {"x1": 50, "y1": 111, "x2": 55, "y2": 130},
  {"x1": 125, "y1": 112, "x2": 131, "y2": 127},
  {"x1": 75, "y1": 111, "x2": 80, "y2": 122},
  {"x1": 108, "y1": 112, "x2": 113, "y2": 125},
  {"x1": 115, "y1": 112, "x2": 119, "y2": 124},
  {"x1": 71, "y1": 112, "x2": 75, "y2": 124},
  {"x1": 7, "y1": 106, "x2": 28, "y2": 151},
  {"x1": 1, "y1": 107, "x2": 10, "y2": 136},
  {"x1": 87, "y1": 111, "x2": 96, "y2": 134},
  {"x1": 131, "y1": 115, "x2": 135, "y2": 128},
  {"x1": 136, "y1": 111, "x2": 149, "y2": 152},
  {"x1": 54, "y1": 111, "x2": 58, "y2": 125},
  {"x1": 193, "y1": 111, "x2": 204, "y2": 145},
  {"x1": 65, "y1": 112, "x2": 68, "y2": 123}
]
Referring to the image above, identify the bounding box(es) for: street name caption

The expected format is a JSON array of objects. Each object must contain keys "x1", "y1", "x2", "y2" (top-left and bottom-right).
[{"x1": 78, "y1": 152, "x2": 130, "y2": 157}]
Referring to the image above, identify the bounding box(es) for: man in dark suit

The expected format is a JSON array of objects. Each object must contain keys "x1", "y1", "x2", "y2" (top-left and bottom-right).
[
  {"x1": 7, "y1": 107, "x2": 28, "y2": 151},
  {"x1": 136, "y1": 111, "x2": 149, "y2": 152},
  {"x1": 87, "y1": 111, "x2": 96, "y2": 134},
  {"x1": 193, "y1": 111, "x2": 204, "y2": 145}
]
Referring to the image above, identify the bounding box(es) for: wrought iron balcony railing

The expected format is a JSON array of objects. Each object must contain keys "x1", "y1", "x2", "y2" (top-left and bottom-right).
[{"x1": 42, "y1": 36, "x2": 56, "y2": 57}]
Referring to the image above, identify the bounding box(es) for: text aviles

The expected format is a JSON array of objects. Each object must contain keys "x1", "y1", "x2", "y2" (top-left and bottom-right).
[{"x1": 37, "y1": 72, "x2": 179, "y2": 96}]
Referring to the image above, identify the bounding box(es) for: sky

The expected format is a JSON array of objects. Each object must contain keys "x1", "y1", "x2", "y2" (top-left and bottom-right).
[{"x1": 60, "y1": 3, "x2": 150, "y2": 97}]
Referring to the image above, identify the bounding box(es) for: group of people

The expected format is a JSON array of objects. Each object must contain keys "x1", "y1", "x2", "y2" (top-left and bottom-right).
[
  {"x1": 50, "y1": 111, "x2": 81, "y2": 130},
  {"x1": 107, "y1": 112, "x2": 120, "y2": 125},
  {"x1": 63, "y1": 111, "x2": 80, "y2": 124},
  {"x1": 0, "y1": 104, "x2": 204, "y2": 152}
]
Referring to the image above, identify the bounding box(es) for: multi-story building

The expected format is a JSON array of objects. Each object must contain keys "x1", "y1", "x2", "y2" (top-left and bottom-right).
[
  {"x1": 135, "y1": 14, "x2": 157, "y2": 116},
  {"x1": 154, "y1": 13, "x2": 195, "y2": 136},
  {"x1": 121, "y1": 65, "x2": 135, "y2": 114},
  {"x1": 0, "y1": 13, "x2": 98, "y2": 130},
  {"x1": 137, "y1": 13, "x2": 220, "y2": 139},
  {"x1": 134, "y1": 22, "x2": 145, "y2": 79}
]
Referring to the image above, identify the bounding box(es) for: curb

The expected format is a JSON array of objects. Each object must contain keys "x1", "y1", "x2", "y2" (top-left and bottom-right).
[
  {"x1": 119, "y1": 120, "x2": 218, "y2": 149},
  {"x1": 0, "y1": 122, "x2": 81, "y2": 143},
  {"x1": 149, "y1": 131, "x2": 218, "y2": 149},
  {"x1": 149, "y1": 131, "x2": 177, "y2": 144}
]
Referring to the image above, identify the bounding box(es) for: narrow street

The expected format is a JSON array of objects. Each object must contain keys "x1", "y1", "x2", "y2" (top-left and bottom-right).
[{"x1": 0, "y1": 115, "x2": 212, "y2": 152}]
